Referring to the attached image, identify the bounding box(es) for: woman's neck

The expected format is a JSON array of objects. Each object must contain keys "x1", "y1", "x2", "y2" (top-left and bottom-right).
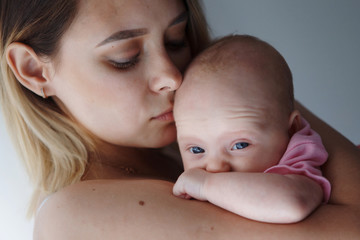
[{"x1": 83, "y1": 141, "x2": 183, "y2": 182}]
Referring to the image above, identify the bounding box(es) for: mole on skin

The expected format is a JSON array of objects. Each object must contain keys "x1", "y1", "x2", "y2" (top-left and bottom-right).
[{"x1": 139, "y1": 200, "x2": 145, "y2": 206}]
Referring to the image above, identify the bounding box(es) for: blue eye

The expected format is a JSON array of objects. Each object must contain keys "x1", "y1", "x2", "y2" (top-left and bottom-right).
[
  {"x1": 231, "y1": 142, "x2": 249, "y2": 150},
  {"x1": 189, "y1": 146, "x2": 205, "y2": 154}
]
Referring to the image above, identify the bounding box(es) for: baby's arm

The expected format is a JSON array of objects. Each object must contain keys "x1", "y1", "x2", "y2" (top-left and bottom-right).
[{"x1": 173, "y1": 168, "x2": 322, "y2": 223}]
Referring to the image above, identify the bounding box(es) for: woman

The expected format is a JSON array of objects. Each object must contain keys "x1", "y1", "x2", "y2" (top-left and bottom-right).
[{"x1": 1, "y1": 0, "x2": 359, "y2": 239}]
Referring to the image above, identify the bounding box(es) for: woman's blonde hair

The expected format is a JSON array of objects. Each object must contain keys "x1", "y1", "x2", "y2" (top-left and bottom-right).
[{"x1": 0, "y1": 0, "x2": 210, "y2": 218}]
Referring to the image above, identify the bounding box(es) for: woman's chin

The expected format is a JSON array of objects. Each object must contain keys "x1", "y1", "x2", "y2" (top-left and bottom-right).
[{"x1": 149, "y1": 125, "x2": 177, "y2": 148}]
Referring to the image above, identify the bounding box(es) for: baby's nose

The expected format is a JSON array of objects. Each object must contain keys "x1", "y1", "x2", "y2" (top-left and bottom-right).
[{"x1": 205, "y1": 158, "x2": 231, "y2": 173}]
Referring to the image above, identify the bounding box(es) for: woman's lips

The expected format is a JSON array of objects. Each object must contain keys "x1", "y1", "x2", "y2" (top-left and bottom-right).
[{"x1": 152, "y1": 110, "x2": 174, "y2": 121}]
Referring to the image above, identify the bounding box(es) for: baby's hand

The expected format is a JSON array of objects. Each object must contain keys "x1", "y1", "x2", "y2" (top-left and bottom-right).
[{"x1": 173, "y1": 168, "x2": 209, "y2": 201}]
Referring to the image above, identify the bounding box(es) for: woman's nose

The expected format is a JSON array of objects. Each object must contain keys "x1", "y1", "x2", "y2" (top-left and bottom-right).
[
  {"x1": 148, "y1": 50, "x2": 182, "y2": 94},
  {"x1": 205, "y1": 158, "x2": 231, "y2": 173}
]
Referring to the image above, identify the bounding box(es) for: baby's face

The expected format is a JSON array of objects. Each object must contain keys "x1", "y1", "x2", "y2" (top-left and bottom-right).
[{"x1": 174, "y1": 63, "x2": 290, "y2": 173}]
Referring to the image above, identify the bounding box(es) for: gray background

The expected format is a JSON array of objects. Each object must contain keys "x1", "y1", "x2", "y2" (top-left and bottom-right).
[
  {"x1": 203, "y1": 0, "x2": 360, "y2": 144},
  {"x1": 1, "y1": 1, "x2": 359, "y2": 239}
]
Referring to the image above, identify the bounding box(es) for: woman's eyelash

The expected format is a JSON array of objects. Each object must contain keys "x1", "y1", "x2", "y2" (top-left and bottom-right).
[
  {"x1": 108, "y1": 53, "x2": 140, "y2": 70},
  {"x1": 166, "y1": 40, "x2": 187, "y2": 50},
  {"x1": 110, "y1": 59, "x2": 139, "y2": 70}
]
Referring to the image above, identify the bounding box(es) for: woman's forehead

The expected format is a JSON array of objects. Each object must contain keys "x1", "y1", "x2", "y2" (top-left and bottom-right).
[
  {"x1": 67, "y1": 0, "x2": 185, "y2": 45},
  {"x1": 76, "y1": 0, "x2": 185, "y2": 24}
]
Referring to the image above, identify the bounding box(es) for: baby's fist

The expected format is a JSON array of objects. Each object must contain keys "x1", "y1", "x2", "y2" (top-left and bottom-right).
[{"x1": 173, "y1": 168, "x2": 209, "y2": 201}]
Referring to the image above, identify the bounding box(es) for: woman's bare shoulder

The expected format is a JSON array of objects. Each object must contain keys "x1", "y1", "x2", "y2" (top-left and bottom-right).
[
  {"x1": 33, "y1": 179, "x2": 176, "y2": 239},
  {"x1": 33, "y1": 179, "x2": 228, "y2": 239},
  {"x1": 33, "y1": 178, "x2": 360, "y2": 240}
]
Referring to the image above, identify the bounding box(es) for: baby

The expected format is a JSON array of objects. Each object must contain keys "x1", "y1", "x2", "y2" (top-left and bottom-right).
[{"x1": 173, "y1": 35, "x2": 331, "y2": 224}]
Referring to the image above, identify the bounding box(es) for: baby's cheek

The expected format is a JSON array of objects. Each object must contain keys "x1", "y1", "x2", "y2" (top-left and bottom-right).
[
  {"x1": 182, "y1": 158, "x2": 193, "y2": 170},
  {"x1": 182, "y1": 156, "x2": 201, "y2": 171}
]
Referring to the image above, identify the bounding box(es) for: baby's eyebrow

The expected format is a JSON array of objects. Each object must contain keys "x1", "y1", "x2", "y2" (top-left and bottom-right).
[
  {"x1": 178, "y1": 136, "x2": 204, "y2": 146},
  {"x1": 219, "y1": 130, "x2": 258, "y2": 142}
]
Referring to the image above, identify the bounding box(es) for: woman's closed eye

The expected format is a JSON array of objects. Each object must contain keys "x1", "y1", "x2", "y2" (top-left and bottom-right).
[
  {"x1": 189, "y1": 146, "x2": 205, "y2": 154},
  {"x1": 231, "y1": 142, "x2": 250, "y2": 150},
  {"x1": 108, "y1": 52, "x2": 140, "y2": 70},
  {"x1": 166, "y1": 38, "x2": 188, "y2": 51}
]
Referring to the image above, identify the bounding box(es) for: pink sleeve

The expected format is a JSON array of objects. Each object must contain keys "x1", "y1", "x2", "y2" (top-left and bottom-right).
[{"x1": 264, "y1": 117, "x2": 331, "y2": 203}]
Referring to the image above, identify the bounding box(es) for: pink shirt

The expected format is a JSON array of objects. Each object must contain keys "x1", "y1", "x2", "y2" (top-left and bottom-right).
[{"x1": 264, "y1": 117, "x2": 331, "y2": 203}]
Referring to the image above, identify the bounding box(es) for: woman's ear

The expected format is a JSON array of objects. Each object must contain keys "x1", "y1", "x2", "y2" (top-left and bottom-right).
[
  {"x1": 6, "y1": 42, "x2": 52, "y2": 97},
  {"x1": 288, "y1": 110, "x2": 302, "y2": 136}
]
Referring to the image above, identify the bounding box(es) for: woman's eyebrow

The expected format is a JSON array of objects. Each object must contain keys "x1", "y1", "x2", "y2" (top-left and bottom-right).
[
  {"x1": 96, "y1": 11, "x2": 187, "y2": 48},
  {"x1": 96, "y1": 28, "x2": 148, "y2": 47}
]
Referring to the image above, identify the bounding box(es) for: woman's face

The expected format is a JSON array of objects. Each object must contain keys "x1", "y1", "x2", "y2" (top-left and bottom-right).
[{"x1": 49, "y1": 0, "x2": 191, "y2": 148}]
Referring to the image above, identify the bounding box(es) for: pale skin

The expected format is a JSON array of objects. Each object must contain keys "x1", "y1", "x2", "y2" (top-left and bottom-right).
[
  {"x1": 5, "y1": 0, "x2": 360, "y2": 239},
  {"x1": 173, "y1": 43, "x2": 323, "y2": 223}
]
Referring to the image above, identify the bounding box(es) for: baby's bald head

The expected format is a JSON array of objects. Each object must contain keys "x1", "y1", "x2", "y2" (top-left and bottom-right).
[{"x1": 182, "y1": 35, "x2": 295, "y2": 116}]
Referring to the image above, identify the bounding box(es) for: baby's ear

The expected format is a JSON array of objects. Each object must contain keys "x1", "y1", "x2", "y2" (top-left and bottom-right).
[
  {"x1": 6, "y1": 42, "x2": 53, "y2": 97},
  {"x1": 288, "y1": 110, "x2": 302, "y2": 136}
]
